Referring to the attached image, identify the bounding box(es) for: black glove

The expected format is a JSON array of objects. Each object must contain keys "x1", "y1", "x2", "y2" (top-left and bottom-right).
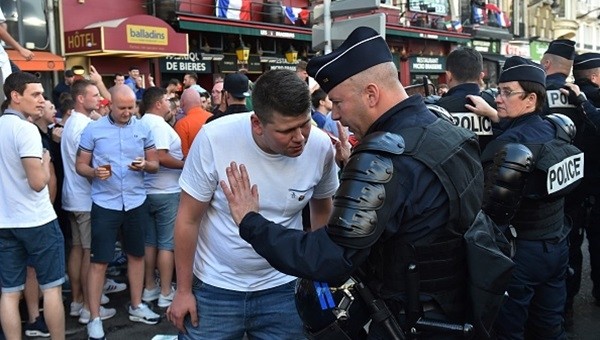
[{"x1": 564, "y1": 86, "x2": 587, "y2": 105}]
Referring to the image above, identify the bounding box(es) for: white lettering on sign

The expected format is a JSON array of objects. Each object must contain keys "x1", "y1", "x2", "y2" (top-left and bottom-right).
[
  {"x1": 166, "y1": 62, "x2": 178, "y2": 71},
  {"x1": 546, "y1": 89, "x2": 576, "y2": 109},
  {"x1": 547, "y1": 153, "x2": 584, "y2": 194},
  {"x1": 451, "y1": 113, "x2": 493, "y2": 135}
]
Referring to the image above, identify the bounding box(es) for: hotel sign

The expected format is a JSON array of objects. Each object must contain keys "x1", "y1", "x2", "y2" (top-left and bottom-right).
[{"x1": 64, "y1": 15, "x2": 188, "y2": 57}]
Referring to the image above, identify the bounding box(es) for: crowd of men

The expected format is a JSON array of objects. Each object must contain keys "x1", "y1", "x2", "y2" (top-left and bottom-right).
[{"x1": 1, "y1": 25, "x2": 600, "y2": 340}]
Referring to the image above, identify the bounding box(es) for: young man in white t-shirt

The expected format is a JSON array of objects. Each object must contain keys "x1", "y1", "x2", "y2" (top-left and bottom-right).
[
  {"x1": 167, "y1": 69, "x2": 339, "y2": 339},
  {"x1": 0, "y1": 72, "x2": 65, "y2": 339},
  {"x1": 139, "y1": 87, "x2": 185, "y2": 308}
]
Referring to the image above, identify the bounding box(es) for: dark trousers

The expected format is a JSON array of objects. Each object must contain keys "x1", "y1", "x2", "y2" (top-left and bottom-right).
[
  {"x1": 565, "y1": 196, "x2": 600, "y2": 310},
  {"x1": 494, "y1": 238, "x2": 568, "y2": 340}
]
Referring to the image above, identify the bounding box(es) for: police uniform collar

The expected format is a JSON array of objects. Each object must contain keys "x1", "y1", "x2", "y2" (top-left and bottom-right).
[
  {"x1": 575, "y1": 78, "x2": 599, "y2": 89},
  {"x1": 365, "y1": 95, "x2": 427, "y2": 136},
  {"x1": 445, "y1": 83, "x2": 481, "y2": 97}
]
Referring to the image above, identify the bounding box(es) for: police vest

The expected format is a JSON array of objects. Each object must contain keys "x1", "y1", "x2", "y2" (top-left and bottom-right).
[
  {"x1": 545, "y1": 81, "x2": 589, "y2": 148},
  {"x1": 368, "y1": 118, "x2": 483, "y2": 317},
  {"x1": 482, "y1": 131, "x2": 583, "y2": 240}
]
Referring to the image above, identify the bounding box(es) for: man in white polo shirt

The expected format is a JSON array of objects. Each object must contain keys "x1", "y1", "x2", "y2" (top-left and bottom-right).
[{"x1": 0, "y1": 72, "x2": 65, "y2": 339}]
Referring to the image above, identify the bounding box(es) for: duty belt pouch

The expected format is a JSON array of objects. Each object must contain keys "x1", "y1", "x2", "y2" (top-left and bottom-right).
[{"x1": 464, "y1": 210, "x2": 515, "y2": 339}]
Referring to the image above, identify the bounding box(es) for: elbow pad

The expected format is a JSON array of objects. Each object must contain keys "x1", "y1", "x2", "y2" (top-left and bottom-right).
[
  {"x1": 327, "y1": 132, "x2": 404, "y2": 249},
  {"x1": 482, "y1": 143, "x2": 534, "y2": 225}
]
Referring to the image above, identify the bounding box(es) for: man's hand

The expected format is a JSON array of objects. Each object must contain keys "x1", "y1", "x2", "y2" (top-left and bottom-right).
[
  {"x1": 219, "y1": 162, "x2": 259, "y2": 225},
  {"x1": 465, "y1": 95, "x2": 499, "y2": 123},
  {"x1": 51, "y1": 126, "x2": 63, "y2": 143},
  {"x1": 333, "y1": 121, "x2": 351, "y2": 167},
  {"x1": 166, "y1": 290, "x2": 198, "y2": 333},
  {"x1": 89, "y1": 65, "x2": 102, "y2": 84},
  {"x1": 19, "y1": 47, "x2": 34, "y2": 61},
  {"x1": 561, "y1": 83, "x2": 587, "y2": 105}
]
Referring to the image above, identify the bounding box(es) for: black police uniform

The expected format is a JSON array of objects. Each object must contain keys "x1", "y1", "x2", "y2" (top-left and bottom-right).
[
  {"x1": 436, "y1": 83, "x2": 496, "y2": 150},
  {"x1": 568, "y1": 77, "x2": 600, "y2": 306},
  {"x1": 482, "y1": 112, "x2": 582, "y2": 339},
  {"x1": 546, "y1": 72, "x2": 600, "y2": 312},
  {"x1": 238, "y1": 95, "x2": 483, "y2": 337}
]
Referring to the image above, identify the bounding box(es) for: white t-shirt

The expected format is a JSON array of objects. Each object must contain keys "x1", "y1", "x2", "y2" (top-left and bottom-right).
[
  {"x1": 140, "y1": 113, "x2": 182, "y2": 194},
  {"x1": 0, "y1": 113, "x2": 56, "y2": 228},
  {"x1": 61, "y1": 111, "x2": 92, "y2": 212},
  {"x1": 179, "y1": 112, "x2": 339, "y2": 292},
  {"x1": 0, "y1": 9, "x2": 11, "y2": 81}
]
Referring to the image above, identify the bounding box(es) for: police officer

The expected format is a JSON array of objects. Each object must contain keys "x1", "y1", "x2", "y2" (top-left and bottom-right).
[
  {"x1": 541, "y1": 42, "x2": 600, "y2": 327},
  {"x1": 566, "y1": 53, "x2": 600, "y2": 314},
  {"x1": 436, "y1": 47, "x2": 496, "y2": 150},
  {"x1": 468, "y1": 56, "x2": 583, "y2": 339},
  {"x1": 219, "y1": 27, "x2": 484, "y2": 338}
]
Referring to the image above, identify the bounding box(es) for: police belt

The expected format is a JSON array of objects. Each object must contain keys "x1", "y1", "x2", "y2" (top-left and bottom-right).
[{"x1": 512, "y1": 197, "x2": 564, "y2": 240}]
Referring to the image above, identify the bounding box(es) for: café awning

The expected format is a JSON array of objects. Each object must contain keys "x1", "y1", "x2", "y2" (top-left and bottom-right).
[
  {"x1": 64, "y1": 15, "x2": 188, "y2": 58},
  {"x1": 7, "y1": 50, "x2": 65, "y2": 71}
]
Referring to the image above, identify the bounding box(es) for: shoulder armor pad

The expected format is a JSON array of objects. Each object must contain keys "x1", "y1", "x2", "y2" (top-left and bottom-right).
[
  {"x1": 426, "y1": 104, "x2": 454, "y2": 123},
  {"x1": 353, "y1": 132, "x2": 404, "y2": 155},
  {"x1": 545, "y1": 113, "x2": 576, "y2": 143}
]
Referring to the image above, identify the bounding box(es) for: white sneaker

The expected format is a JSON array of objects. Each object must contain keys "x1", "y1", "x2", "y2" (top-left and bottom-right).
[
  {"x1": 87, "y1": 317, "x2": 105, "y2": 340},
  {"x1": 142, "y1": 286, "x2": 160, "y2": 302},
  {"x1": 100, "y1": 294, "x2": 109, "y2": 305},
  {"x1": 157, "y1": 288, "x2": 176, "y2": 308},
  {"x1": 128, "y1": 303, "x2": 160, "y2": 325},
  {"x1": 70, "y1": 301, "x2": 84, "y2": 317},
  {"x1": 103, "y1": 278, "x2": 127, "y2": 294},
  {"x1": 78, "y1": 306, "x2": 117, "y2": 324}
]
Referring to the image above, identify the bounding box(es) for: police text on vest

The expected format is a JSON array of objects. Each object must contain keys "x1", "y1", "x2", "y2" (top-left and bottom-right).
[
  {"x1": 546, "y1": 90, "x2": 576, "y2": 109},
  {"x1": 451, "y1": 113, "x2": 493, "y2": 135},
  {"x1": 547, "y1": 153, "x2": 584, "y2": 194}
]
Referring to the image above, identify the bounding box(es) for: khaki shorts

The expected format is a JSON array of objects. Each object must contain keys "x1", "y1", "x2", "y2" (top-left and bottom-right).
[{"x1": 69, "y1": 211, "x2": 92, "y2": 249}]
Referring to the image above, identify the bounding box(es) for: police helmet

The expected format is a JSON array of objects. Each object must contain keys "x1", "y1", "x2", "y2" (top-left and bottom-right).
[
  {"x1": 426, "y1": 104, "x2": 454, "y2": 123},
  {"x1": 295, "y1": 278, "x2": 370, "y2": 340},
  {"x1": 545, "y1": 113, "x2": 576, "y2": 143}
]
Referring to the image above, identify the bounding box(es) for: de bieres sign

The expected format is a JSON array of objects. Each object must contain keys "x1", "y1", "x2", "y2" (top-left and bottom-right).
[{"x1": 159, "y1": 52, "x2": 212, "y2": 74}]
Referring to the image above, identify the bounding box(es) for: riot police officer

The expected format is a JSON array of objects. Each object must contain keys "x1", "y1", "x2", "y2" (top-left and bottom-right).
[
  {"x1": 436, "y1": 47, "x2": 496, "y2": 150},
  {"x1": 541, "y1": 42, "x2": 600, "y2": 326},
  {"x1": 566, "y1": 53, "x2": 600, "y2": 314},
  {"x1": 468, "y1": 56, "x2": 583, "y2": 339},
  {"x1": 220, "y1": 27, "x2": 484, "y2": 339}
]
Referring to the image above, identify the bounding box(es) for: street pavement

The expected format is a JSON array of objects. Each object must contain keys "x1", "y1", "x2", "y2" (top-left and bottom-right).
[{"x1": 23, "y1": 238, "x2": 600, "y2": 339}]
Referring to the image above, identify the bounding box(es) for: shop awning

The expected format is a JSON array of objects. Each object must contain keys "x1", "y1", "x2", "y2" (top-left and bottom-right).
[
  {"x1": 386, "y1": 26, "x2": 471, "y2": 44},
  {"x1": 177, "y1": 15, "x2": 312, "y2": 42},
  {"x1": 64, "y1": 15, "x2": 188, "y2": 58},
  {"x1": 7, "y1": 50, "x2": 65, "y2": 71}
]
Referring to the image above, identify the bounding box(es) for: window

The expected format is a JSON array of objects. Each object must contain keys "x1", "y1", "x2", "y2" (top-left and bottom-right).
[{"x1": 0, "y1": 0, "x2": 48, "y2": 49}]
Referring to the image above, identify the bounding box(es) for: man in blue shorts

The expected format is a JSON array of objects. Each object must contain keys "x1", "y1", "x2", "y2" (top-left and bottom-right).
[
  {"x1": 76, "y1": 85, "x2": 160, "y2": 340},
  {"x1": 0, "y1": 72, "x2": 65, "y2": 339}
]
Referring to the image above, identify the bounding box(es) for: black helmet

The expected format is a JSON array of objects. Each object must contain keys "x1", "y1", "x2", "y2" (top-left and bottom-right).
[{"x1": 295, "y1": 278, "x2": 370, "y2": 340}]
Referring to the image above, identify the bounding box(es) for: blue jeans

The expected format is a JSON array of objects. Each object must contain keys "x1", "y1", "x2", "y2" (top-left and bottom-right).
[
  {"x1": 145, "y1": 193, "x2": 179, "y2": 251},
  {"x1": 0, "y1": 220, "x2": 65, "y2": 292},
  {"x1": 494, "y1": 238, "x2": 568, "y2": 340},
  {"x1": 179, "y1": 277, "x2": 304, "y2": 340}
]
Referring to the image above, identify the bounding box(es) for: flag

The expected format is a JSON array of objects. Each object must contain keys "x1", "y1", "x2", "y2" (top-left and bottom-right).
[
  {"x1": 444, "y1": 21, "x2": 452, "y2": 30},
  {"x1": 216, "y1": 0, "x2": 251, "y2": 20},
  {"x1": 472, "y1": 5, "x2": 485, "y2": 24},
  {"x1": 452, "y1": 20, "x2": 463, "y2": 33},
  {"x1": 283, "y1": 6, "x2": 307, "y2": 24}
]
